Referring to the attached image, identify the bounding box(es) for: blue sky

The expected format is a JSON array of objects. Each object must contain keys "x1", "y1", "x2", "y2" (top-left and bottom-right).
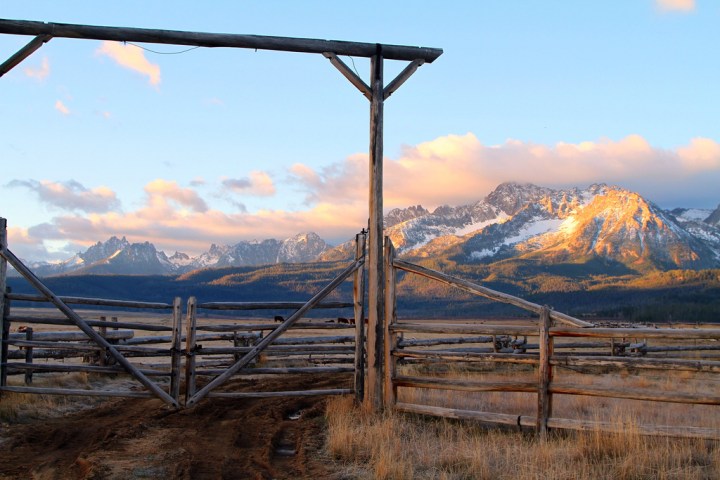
[{"x1": 1, "y1": 0, "x2": 719, "y2": 262}]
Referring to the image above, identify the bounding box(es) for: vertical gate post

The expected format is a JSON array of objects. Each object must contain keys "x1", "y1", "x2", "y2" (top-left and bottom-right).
[
  {"x1": 383, "y1": 237, "x2": 398, "y2": 407},
  {"x1": 184, "y1": 296, "x2": 197, "y2": 405},
  {"x1": 24, "y1": 327, "x2": 33, "y2": 385},
  {"x1": 353, "y1": 231, "x2": 367, "y2": 403},
  {"x1": 170, "y1": 297, "x2": 183, "y2": 403},
  {"x1": 537, "y1": 305, "x2": 554, "y2": 438},
  {"x1": 0, "y1": 218, "x2": 8, "y2": 394},
  {"x1": 366, "y1": 47, "x2": 385, "y2": 411}
]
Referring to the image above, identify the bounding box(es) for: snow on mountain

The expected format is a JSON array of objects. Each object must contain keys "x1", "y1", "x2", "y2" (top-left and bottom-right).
[
  {"x1": 277, "y1": 232, "x2": 330, "y2": 263},
  {"x1": 706, "y1": 204, "x2": 720, "y2": 228},
  {"x1": 16, "y1": 182, "x2": 720, "y2": 277}
]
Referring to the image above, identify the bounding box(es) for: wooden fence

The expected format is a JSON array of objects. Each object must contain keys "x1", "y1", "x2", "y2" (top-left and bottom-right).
[
  {"x1": 0, "y1": 292, "x2": 183, "y2": 402},
  {"x1": 0, "y1": 223, "x2": 367, "y2": 408},
  {"x1": 383, "y1": 237, "x2": 720, "y2": 440}
]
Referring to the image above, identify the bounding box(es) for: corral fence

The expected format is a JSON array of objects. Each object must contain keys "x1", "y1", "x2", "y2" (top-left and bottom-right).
[
  {"x1": 382, "y1": 237, "x2": 720, "y2": 440},
  {"x1": 0, "y1": 218, "x2": 367, "y2": 408}
]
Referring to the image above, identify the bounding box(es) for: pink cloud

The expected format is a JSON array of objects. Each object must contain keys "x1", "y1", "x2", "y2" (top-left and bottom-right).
[
  {"x1": 222, "y1": 171, "x2": 276, "y2": 197},
  {"x1": 55, "y1": 100, "x2": 70, "y2": 115},
  {"x1": 96, "y1": 41, "x2": 161, "y2": 86},
  {"x1": 24, "y1": 57, "x2": 50, "y2": 81},
  {"x1": 656, "y1": 0, "x2": 695, "y2": 12},
  {"x1": 7, "y1": 179, "x2": 120, "y2": 213},
  {"x1": 291, "y1": 133, "x2": 720, "y2": 211}
]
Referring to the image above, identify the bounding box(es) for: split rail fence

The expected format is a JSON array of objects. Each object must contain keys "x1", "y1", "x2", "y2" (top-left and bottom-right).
[
  {"x1": 382, "y1": 237, "x2": 720, "y2": 440},
  {"x1": 0, "y1": 219, "x2": 367, "y2": 408}
]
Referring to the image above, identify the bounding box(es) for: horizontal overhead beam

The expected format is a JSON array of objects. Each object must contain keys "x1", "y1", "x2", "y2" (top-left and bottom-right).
[{"x1": 0, "y1": 18, "x2": 443, "y2": 63}]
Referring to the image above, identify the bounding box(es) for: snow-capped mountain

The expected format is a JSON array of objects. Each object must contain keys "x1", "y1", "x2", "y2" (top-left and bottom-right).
[
  {"x1": 24, "y1": 232, "x2": 333, "y2": 277},
  {"x1": 16, "y1": 182, "x2": 720, "y2": 278},
  {"x1": 394, "y1": 182, "x2": 720, "y2": 271}
]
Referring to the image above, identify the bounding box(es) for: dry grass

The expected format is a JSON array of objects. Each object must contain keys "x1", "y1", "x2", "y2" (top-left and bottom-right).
[
  {"x1": 325, "y1": 395, "x2": 720, "y2": 479},
  {"x1": 0, "y1": 372, "x2": 121, "y2": 423}
]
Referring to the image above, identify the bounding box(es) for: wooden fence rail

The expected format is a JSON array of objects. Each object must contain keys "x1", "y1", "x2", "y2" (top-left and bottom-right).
[{"x1": 386, "y1": 244, "x2": 720, "y2": 440}]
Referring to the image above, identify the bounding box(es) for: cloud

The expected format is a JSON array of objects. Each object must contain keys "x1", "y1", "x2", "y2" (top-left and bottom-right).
[
  {"x1": 222, "y1": 171, "x2": 276, "y2": 197},
  {"x1": 143, "y1": 179, "x2": 208, "y2": 214},
  {"x1": 10, "y1": 134, "x2": 720, "y2": 262},
  {"x1": 7, "y1": 179, "x2": 120, "y2": 213},
  {"x1": 96, "y1": 41, "x2": 161, "y2": 86},
  {"x1": 55, "y1": 100, "x2": 70, "y2": 115},
  {"x1": 290, "y1": 133, "x2": 720, "y2": 211},
  {"x1": 656, "y1": 0, "x2": 695, "y2": 12},
  {"x1": 24, "y1": 57, "x2": 50, "y2": 81}
]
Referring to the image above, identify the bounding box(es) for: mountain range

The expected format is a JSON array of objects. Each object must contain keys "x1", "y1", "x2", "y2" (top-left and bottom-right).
[{"x1": 19, "y1": 182, "x2": 720, "y2": 277}]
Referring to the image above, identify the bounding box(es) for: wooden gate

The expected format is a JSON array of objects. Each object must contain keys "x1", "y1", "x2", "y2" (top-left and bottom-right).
[
  {"x1": 0, "y1": 219, "x2": 182, "y2": 408},
  {"x1": 184, "y1": 232, "x2": 366, "y2": 407}
]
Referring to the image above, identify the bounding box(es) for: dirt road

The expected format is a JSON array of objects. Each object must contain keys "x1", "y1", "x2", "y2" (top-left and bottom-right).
[{"x1": 0, "y1": 374, "x2": 351, "y2": 479}]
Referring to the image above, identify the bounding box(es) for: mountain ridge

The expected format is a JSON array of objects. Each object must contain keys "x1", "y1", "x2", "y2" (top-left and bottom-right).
[{"x1": 17, "y1": 182, "x2": 720, "y2": 277}]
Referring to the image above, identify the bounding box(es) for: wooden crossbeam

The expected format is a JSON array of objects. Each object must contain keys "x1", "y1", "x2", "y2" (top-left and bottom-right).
[
  {"x1": 0, "y1": 34, "x2": 51, "y2": 77},
  {"x1": 0, "y1": 19, "x2": 442, "y2": 62}
]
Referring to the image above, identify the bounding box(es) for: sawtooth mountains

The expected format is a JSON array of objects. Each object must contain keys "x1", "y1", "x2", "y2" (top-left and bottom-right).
[{"x1": 9, "y1": 182, "x2": 720, "y2": 322}]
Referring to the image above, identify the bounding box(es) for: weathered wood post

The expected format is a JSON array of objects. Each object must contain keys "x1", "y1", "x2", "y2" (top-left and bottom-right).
[
  {"x1": 366, "y1": 47, "x2": 386, "y2": 411},
  {"x1": 98, "y1": 316, "x2": 107, "y2": 366},
  {"x1": 184, "y1": 296, "x2": 197, "y2": 405},
  {"x1": 537, "y1": 305, "x2": 553, "y2": 438},
  {"x1": 383, "y1": 237, "x2": 398, "y2": 407},
  {"x1": 0, "y1": 218, "x2": 8, "y2": 394},
  {"x1": 353, "y1": 231, "x2": 367, "y2": 403},
  {"x1": 24, "y1": 327, "x2": 33, "y2": 384},
  {"x1": 170, "y1": 297, "x2": 183, "y2": 403}
]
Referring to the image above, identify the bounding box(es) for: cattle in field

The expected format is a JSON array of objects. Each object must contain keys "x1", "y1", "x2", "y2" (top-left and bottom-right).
[
  {"x1": 348, "y1": 318, "x2": 356, "y2": 325},
  {"x1": 274, "y1": 315, "x2": 284, "y2": 323},
  {"x1": 337, "y1": 317, "x2": 350, "y2": 324}
]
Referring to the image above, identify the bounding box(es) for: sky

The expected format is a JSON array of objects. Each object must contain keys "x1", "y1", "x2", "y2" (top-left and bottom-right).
[{"x1": 1, "y1": 0, "x2": 719, "y2": 262}]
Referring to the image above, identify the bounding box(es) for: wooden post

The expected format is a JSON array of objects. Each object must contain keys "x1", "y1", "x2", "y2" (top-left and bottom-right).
[
  {"x1": 384, "y1": 237, "x2": 398, "y2": 407},
  {"x1": 366, "y1": 47, "x2": 385, "y2": 411},
  {"x1": 170, "y1": 297, "x2": 182, "y2": 403},
  {"x1": 98, "y1": 317, "x2": 107, "y2": 366},
  {"x1": 185, "y1": 296, "x2": 197, "y2": 405},
  {"x1": 24, "y1": 327, "x2": 33, "y2": 384},
  {"x1": 353, "y1": 231, "x2": 367, "y2": 404},
  {"x1": 537, "y1": 305, "x2": 553, "y2": 438},
  {"x1": 111, "y1": 316, "x2": 119, "y2": 330},
  {"x1": 0, "y1": 218, "x2": 8, "y2": 394}
]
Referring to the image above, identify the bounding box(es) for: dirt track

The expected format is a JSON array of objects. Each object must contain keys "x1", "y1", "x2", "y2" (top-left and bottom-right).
[{"x1": 0, "y1": 374, "x2": 351, "y2": 479}]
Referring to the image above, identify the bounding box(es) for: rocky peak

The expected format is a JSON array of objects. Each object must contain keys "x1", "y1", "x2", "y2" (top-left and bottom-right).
[
  {"x1": 385, "y1": 205, "x2": 430, "y2": 227},
  {"x1": 706, "y1": 204, "x2": 720, "y2": 227},
  {"x1": 485, "y1": 182, "x2": 554, "y2": 215}
]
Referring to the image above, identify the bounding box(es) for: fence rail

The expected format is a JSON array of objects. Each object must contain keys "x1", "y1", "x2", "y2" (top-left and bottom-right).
[{"x1": 385, "y1": 237, "x2": 720, "y2": 440}]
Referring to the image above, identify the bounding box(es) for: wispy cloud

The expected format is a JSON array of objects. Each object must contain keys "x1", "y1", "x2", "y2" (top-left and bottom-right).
[
  {"x1": 96, "y1": 41, "x2": 161, "y2": 86},
  {"x1": 54, "y1": 100, "x2": 70, "y2": 115},
  {"x1": 222, "y1": 171, "x2": 276, "y2": 197},
  {"x1": 7, "y1": 179, "x2": 120, "y2": 213},
  {"x1": 24, "y1": 57, "x2": 50, "y2": 81},
  {"x1": 656, "y1": 0, "x2": 695, "y2": 12},
  {"x1": 143, "y1": 179, "x2": 208, "y2": 214}
]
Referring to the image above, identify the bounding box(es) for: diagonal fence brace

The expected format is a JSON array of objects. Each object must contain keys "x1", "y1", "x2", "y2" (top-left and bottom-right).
[
  {"x1": 186, "y1": 257, "x2": 364, "y2": 407},
  {"x1": 0, "y1": 246, "x2": 179, "y2": 408}
]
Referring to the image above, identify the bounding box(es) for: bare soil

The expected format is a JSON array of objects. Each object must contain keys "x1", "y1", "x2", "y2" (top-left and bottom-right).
[{"x1": 0, "y1": 374, "x2": 351, "y2": 480}]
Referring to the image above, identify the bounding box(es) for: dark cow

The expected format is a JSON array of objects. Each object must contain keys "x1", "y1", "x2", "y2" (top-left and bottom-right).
[
  {"x1": 274, "y1": 315, "x2": 284, "y2": 323},
  {"x1": 337, "y1": 317, "x2": 350, "y2": 324}
]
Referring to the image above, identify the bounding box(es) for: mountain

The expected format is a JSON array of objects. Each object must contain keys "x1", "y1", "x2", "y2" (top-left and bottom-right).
[
  {"x1": 381, "y1": 182, "x2": 720, "y2": 272},
  {"x1": 706, "y1": 204, "x2": 720, "y2": 227},
  {"x1": 23, "y1": 232, "x2": 332, "y2": 277},
  {"x1": 15, "y1": 182, "x2": 720, "y2": 278}
]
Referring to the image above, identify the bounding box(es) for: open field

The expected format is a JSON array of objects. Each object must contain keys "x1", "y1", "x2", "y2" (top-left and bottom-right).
[{"x1": 3, "y1": 308, "x2": 720, "y2": 478}]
